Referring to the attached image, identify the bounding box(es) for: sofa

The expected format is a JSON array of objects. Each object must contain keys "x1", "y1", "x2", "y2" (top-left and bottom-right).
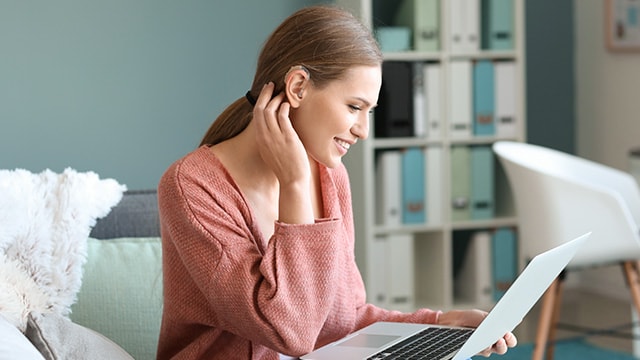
[
  {"x1": 73, "y1": 189, "x2": 163, "y2": 360},
  {"x1": 0, "y1": 168, "x2": 163, "y2": 360}
]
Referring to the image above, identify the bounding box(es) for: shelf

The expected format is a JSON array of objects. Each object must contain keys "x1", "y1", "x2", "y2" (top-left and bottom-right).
[
  {"x1": 370, "y1": 135, "x2": 522, "y2": 149},
  {"x1": 338, "y1": 0, "x2": 526, "y2": 311},
  {"x1": 450, "y1": 217, "x2": 518, "y2": 231},
  {"x1": 383, "y1": 50, "x2": 518, "y2": 62}
]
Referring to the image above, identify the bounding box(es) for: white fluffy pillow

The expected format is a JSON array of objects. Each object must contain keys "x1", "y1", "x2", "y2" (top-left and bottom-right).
[{"x1": 0, "y1": 168, "x2": 126, "y2": 330}]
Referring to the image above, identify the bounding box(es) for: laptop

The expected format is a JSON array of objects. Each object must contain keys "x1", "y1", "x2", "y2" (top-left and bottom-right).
[{"x1": 302, "y1": 232, "x2": 591, "y2": 360}]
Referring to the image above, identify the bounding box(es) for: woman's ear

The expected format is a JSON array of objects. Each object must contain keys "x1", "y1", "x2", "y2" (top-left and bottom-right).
[{"x1": 284, "y1": 66, "x2": 309, "y2": 108}]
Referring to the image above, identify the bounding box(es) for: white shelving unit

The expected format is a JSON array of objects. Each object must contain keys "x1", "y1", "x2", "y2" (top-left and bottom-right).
[{"x1": 337, "y1": 0, "x2": 527, "y2": 311}]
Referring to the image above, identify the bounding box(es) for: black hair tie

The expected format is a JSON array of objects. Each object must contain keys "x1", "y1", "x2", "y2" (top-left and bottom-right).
[{"x1": 245, "y1": 91, "x2": 257, "y2": 106}]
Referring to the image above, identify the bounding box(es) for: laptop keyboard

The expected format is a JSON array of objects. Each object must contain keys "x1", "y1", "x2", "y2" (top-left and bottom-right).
[{"x1": 366, "y1": 327, "x2": 474, "y2": 360}]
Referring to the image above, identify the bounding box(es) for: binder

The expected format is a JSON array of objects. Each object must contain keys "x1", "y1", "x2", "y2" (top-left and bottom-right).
[
  {"x1": 376, "y1": 62, "x2": 414, "y2": 137},
  {"x1": 455, "y1": 231, "x2": 493, "y2": 305},
  {"x1": 495, "y1": 61, "x2": 517, "y2": 137},
  {"x1": 412, "y1": 62, "x2": 426, "y2": 137},
  {"x1": 424, "y1": 62, "x2": 442, "y2": 140},
  {"x1": 482, "y1": 0, "x2": 514, "y2": 50},
  {"x1": 375, "y1": 150, "x2": 402, "y2": 226},
  {"x1": 473, "y1": 60, "x2": 495, "y2": 136},
  {"x1": 395, "y1": 0, "x2": 440, "y2": 52},
  {"x1": 370, "y1": 233, "x2": 415, "y2": 311},
  {"x1": 449, "y1": 0, "x2": 464, "y2": 53},
  {"x1": 425, "y1": 146, "x2": 442, "y2": 225},
  {"x1": 401, "y1": 147, "x2": 426, "y2": 224},
  {"x1": 450, "y1": 0, "x2": 480, "y2": 53},
  {"x1": 449, "y1": 60, "x2": 473, "y2": 139},
  {"x1": 450, "y1": 146, "x2": 471, "y2": 221},
  {"x1": 492, "y1": 227, "x2": 518, "y2": 301},
  {"x1": 370, "y1": 235, "x2": 389, "y2": 306},
  {"x1": 463, "y1": 0, "x2": 481, "y2": 52},
  {"x1": 388, "y1": 233, "x2": 415, "y2": 311},
  {"x1": 470, "y1": 145, "x2": 495, "y2": 220}
]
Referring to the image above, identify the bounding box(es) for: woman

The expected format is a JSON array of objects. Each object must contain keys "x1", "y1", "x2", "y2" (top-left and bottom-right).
[{"x1": 156, "y1": 5, "x2": 516, "y2": 359}]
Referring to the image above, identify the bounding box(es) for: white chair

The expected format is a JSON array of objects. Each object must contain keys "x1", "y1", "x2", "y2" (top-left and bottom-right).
[{"x1": 492, "y1": 141, "x2": 640, "y2": 360}]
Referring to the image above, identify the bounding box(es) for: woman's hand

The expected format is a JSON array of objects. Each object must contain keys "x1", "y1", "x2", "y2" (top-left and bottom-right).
[
  {"x1": 253, "y1": 82, "x2": 311, "y2": 187},
  {"x1": 253, "y1": 82, "x2": 315, "y2": 225},
  {"x1": 438, "y1": 309, "x2": 518, "y2": 357}
]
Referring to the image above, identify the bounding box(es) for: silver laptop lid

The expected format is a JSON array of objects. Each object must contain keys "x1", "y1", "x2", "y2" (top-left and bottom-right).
[{"x1": 452, "y1": 232, "x2": 591, "y2": 360}]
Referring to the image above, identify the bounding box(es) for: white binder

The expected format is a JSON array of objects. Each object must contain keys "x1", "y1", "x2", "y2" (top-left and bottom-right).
[
  {"x1": 424, "y1": 63, "x2": 441, "y2": 140},
  {"x1": 388, "y1": 233, "x2": 415, "y2": 312},
  {"x1": 449, "y1": 60, "x2": 473, "y2": 139},
  {"x1": 495, "y1": 61, "x2": 518, "y2": 138},
  {"x1": 449, "y1": 0, "x2": 480, "y2": 53},
  {"x1": 412, "y1": 62, "x2": 426, "y2": 137},
  {"x1": 375, "y1": 150, "x2": 402, "y2": 226},
  {"x1": 455, "y1": 231, "x2": 493, "y2": 305}
]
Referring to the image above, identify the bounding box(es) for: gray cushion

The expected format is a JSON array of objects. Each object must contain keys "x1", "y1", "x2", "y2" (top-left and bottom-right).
[
  {"x1": 89, "y1": 190, "x2": 160, "y2": 239},
  {"x1": 25, "y1": 313, "x2": 134, "y2": 360}
]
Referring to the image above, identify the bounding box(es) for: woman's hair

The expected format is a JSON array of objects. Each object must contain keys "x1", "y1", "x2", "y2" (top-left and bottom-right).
[{"x1": 200, "y1": 5, "x2": 383, "y2": 146}]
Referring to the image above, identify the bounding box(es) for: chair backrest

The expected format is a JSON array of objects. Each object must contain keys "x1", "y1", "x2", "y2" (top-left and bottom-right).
[{"x1": 493, "y1": 141, "x2": 640, "y2": 268}]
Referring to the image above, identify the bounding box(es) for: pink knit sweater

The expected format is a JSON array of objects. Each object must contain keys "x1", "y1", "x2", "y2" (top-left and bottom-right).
[{"x1": 156, "y1": 146, "x2": 440, "y2": 359}]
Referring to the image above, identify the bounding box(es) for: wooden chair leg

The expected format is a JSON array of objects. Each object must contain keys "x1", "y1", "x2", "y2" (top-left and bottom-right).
[
  {"x1": 533, "y1": 277, "x2": 561, "y2": 360},
  {"x1": 545, "y1": 277, "x2": 565, "y2": 360},
  {"x1": 623, "y1": 261, "x2": 640, "y2": 318}
]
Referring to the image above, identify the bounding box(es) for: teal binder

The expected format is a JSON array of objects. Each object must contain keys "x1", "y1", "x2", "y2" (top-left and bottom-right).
[
  {"x1": 394, "y1": 0, "x2": 440, "y2": 52},
  {"x1": 482, "y1": 0, "x2": 514, "y2": 50},
  {"x1": 473, "y1": 60, "x2": 495, "y2": 136},
  {"x1": 402, "y1": 147, "x2": 426, "y2": 224},
  {"x1": 450, "y1": 146, "x2": 471, "y2": 222},
  {"x1": 492, "y1": 227, "x2": 518, "y2": 301},
  {"x1": 470, "y1": 145, "x2": 495, "y2": 220}
]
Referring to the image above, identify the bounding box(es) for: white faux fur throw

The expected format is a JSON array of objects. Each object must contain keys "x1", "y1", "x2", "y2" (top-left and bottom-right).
[{"x1": 0, "y1": 168, "x2": 126, "y2": 331}]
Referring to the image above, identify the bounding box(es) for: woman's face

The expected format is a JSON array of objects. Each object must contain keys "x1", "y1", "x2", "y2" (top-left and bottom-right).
[{"x1": 291, "y1": 65, "x2": 382, "y2": 168}]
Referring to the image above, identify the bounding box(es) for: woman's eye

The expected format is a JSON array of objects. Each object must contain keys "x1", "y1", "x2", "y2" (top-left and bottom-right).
[{"x1": 349, "y1": 105, "x2": 362, "y2": 111}]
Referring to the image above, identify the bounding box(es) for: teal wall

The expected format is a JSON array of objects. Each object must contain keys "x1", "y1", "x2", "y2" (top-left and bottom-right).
[
  {"x1": 1, "y1": 0, "x2": 320, "y2": 190},
  {"x1": 1, "y1": 1, "x2": 573, "y2": 190},
  {"x1": 526, "y1": 1, "x2": 575, "y2": 154}
]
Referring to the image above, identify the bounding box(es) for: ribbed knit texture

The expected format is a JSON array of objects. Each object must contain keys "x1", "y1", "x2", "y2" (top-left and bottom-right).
[{"x1": 156, "y1": 146, "x2": 440, "y2": 359}]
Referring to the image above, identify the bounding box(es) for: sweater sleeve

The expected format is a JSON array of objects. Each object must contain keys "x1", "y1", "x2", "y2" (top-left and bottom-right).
[{"x1": 159, "y1": 157, "x2": 354, "y2": 356}]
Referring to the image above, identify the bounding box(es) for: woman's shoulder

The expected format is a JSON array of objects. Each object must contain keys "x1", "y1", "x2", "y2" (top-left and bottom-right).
[{"x1": 159, "y1": 146, "x2": 228, "y2": 193}]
